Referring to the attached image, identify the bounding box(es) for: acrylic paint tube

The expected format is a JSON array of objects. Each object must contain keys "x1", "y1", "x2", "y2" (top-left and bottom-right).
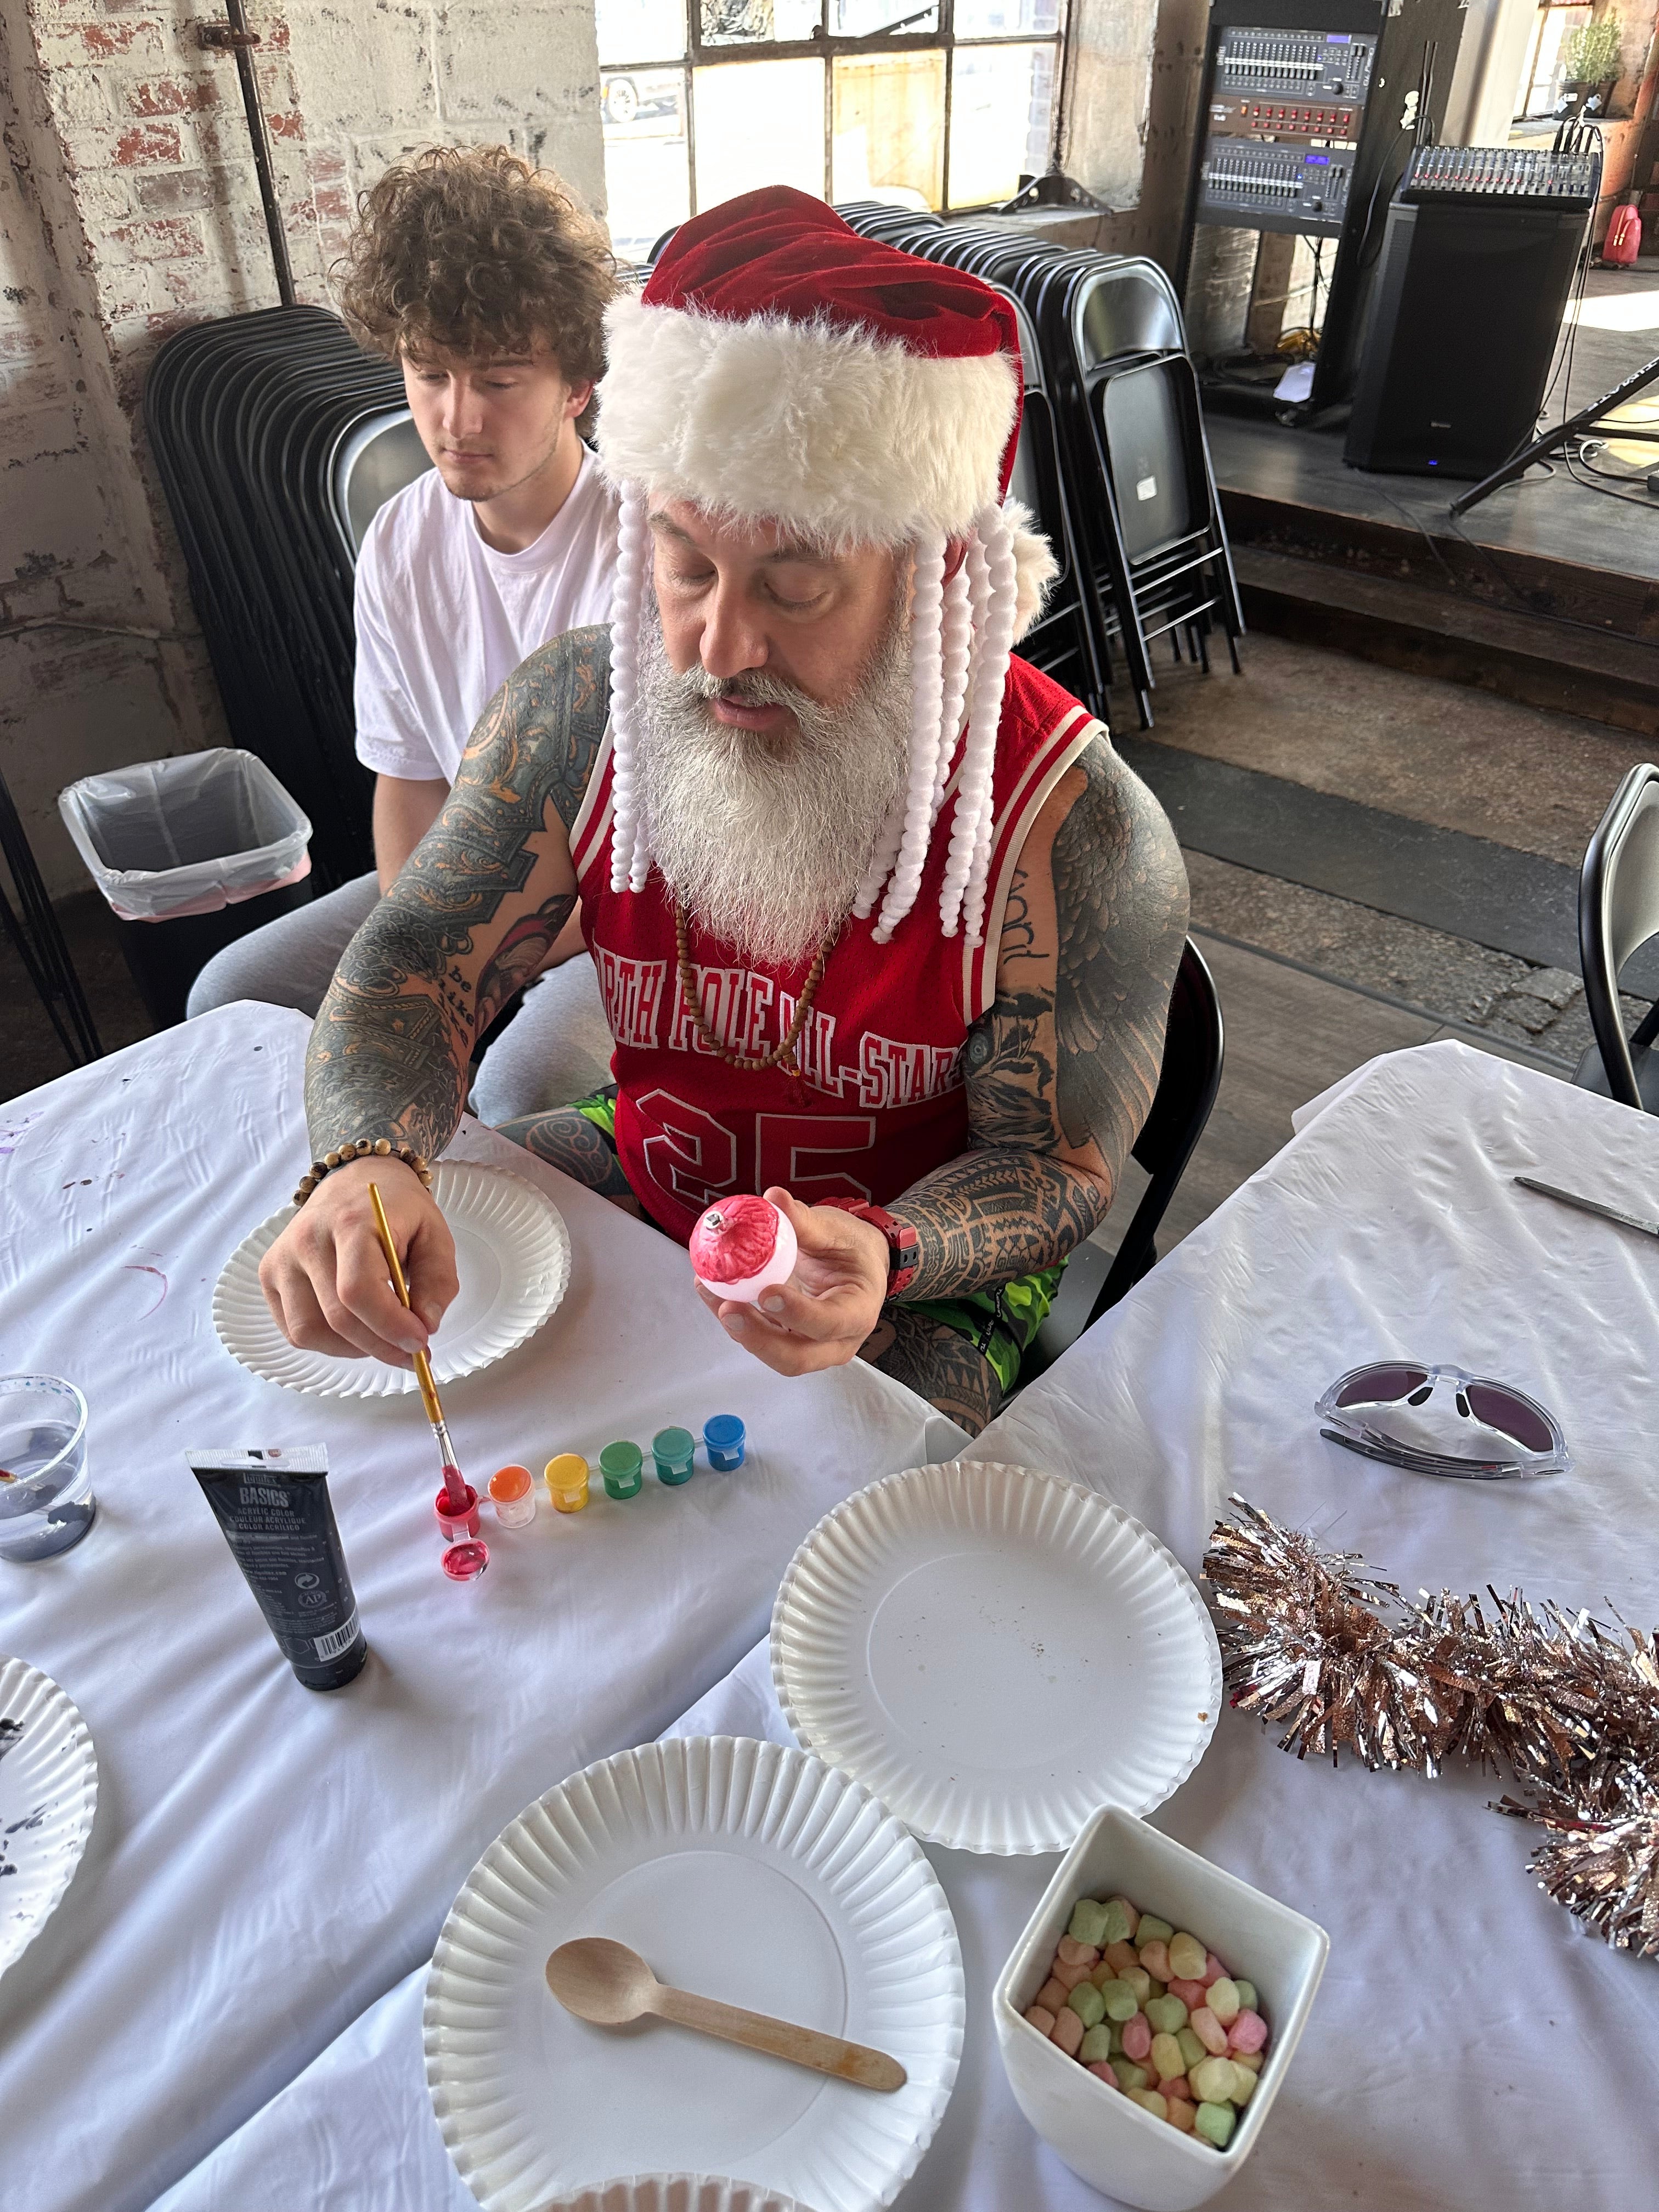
[{"x1": 188, "y1": 1445, "x2": 368, "y2": 1690}]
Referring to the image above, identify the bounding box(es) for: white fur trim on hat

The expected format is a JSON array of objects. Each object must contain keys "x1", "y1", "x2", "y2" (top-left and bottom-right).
[
  {"x1": 1003, "y1": 497, "x2": 1059, "y2": 642},
  {"x1": 596, "y1": 296, "x2": 1020, "y2": 548}
]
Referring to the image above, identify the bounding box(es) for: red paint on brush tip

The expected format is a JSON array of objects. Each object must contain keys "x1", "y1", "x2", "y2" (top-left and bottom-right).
[{"x1": 441, "y1": 1462, "x2": 468, "y2": 1511}]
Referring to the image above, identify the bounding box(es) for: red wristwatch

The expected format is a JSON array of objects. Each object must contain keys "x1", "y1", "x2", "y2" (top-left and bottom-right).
[{"x1": 818, "y1": 1196, "x2": 921, "y2": 1297}]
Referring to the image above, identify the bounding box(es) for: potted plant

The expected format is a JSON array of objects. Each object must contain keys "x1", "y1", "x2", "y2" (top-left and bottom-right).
[{"x1": 1560, "y1": 15, "x2": 1623, "y2": 105}]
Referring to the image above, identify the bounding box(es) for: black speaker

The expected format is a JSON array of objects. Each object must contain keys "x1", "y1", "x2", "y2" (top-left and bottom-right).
[{"x1": 1344, "y1": 199, "x2": 1589, "y2": 477}]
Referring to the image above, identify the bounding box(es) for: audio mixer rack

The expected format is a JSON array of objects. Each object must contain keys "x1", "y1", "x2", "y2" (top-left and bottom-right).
[
  {"x1": 1197, "y1": 23, "x2": 1376, "y2": 238},
  {"x1": 1398, "y1": 142, "x2": 1600, "y2": 207},
  {"x1": 1178, "y1": 0, "x2": 1471, "y2": 410}
]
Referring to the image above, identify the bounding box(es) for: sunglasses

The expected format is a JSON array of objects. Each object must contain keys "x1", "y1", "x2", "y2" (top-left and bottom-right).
[{"x1": 1314, "y1": 1361, "x2": 1570, "y2": 1481}]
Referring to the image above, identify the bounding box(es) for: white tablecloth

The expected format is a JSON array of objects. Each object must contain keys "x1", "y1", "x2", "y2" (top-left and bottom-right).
[
  {"x1": 0, "y1": 1005, "x2": 963, "y2": 2212},
  {"x1": 146, "y1": 1040, "x2": 1659, "y2": 2211}
]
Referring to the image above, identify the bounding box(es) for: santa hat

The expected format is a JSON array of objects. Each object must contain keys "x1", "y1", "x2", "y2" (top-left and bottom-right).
[{"x1": 595, "y1": 187, "x2": 1057, "y2": 946}]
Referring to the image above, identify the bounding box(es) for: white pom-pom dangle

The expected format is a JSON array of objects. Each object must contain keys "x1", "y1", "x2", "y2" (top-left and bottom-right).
[
  {"x1": 606, "y1": 482, "x2": 652, "y2": 894},
  {"x1": 932, "y1": 559, "x2": 974, "y2": 826},
  {"x1": 938, "y1": 528, "x2": 991, "y2": 935},
  {"x1": 944, "y1": 501, "x2": 1019, "y2": 945},
  {"x1": 851, "y1": 787, "x2": 907, "y2": 923},
  {"x1": 873, "y1": 533, "x2": 949, "y2": 944}
]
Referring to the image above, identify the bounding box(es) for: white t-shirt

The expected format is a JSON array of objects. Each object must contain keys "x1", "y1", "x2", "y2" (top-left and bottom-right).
[{"x1": 352, "y1": 446, "x2": 618, "y2": 785}]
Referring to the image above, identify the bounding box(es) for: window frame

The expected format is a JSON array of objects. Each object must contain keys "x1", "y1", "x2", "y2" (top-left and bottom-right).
[
  {"x1": 599, "y1": 0, "x2": 1069, "y2": 223},
  {"x1": 1513, "y1": 0, "x2": 1594, "y2": 123}
]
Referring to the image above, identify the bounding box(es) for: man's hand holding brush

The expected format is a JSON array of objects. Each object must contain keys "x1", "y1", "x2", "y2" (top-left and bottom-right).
[{"x1": 259, "y1": 1157, "x2": 459, "y2": 1366}]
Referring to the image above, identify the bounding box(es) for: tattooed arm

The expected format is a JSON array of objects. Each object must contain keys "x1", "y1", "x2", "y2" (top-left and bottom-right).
[
  {"x1": 258, "y1": 627, "x2": 612, "y2": 1362},
  {"x1": 706, "y1": 736, "x2": 1187, "y2": 1431},
  {"x1": 891, "y1": 733, "x2": 1189, "y2": 1297}
]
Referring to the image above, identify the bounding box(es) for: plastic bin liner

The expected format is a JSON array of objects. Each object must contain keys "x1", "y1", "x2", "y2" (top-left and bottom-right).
[{"x1": 58, "y1": 748, "x2": 312, "y2": 922}]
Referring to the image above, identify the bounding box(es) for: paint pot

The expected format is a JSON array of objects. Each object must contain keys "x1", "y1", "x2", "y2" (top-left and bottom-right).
[
  {"x1": 488, "y1": 1464, "x2": 535, "y2": 1528},
  {"x1": 703, "y1": 1414, "x2": 746, "y2": 1471},
  {"x1": 599, "y1": 1441, "x2": 644, "y2": 1499},
  {"x1": 0, "y1": 1375, "x2": 94, "y2": 1562},
  {"x1": 188, "y1": 1445, "x2": 368, "y2": 1691},
  {"x1": 441, "y1": 1538, "x2": 489, "y2": 1582},
  {"x1": 652, "y1": 1426, "x2": 696, "y2": 1486},
  {"x1": 435, "y1": 1482, "x2": 481, "y2": 1543},
  {"x1": 545, "y1": 1453, "x2": 590, "y2": 1513}
]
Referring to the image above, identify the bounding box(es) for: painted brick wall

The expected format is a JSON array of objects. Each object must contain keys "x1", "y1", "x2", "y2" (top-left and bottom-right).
[{"x1": 2, "y1": 0, "x2": 604, "y2": 899}]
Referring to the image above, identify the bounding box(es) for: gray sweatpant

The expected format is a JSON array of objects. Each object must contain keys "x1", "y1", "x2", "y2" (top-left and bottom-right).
[{"x1": 185, "y1": 870, "x2": 616, "y2": 1122}]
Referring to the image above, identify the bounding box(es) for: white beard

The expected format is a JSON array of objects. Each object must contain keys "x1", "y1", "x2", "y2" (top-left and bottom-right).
[{"x1": 635, "y1": 600, "x2": 911, "y2": 972}]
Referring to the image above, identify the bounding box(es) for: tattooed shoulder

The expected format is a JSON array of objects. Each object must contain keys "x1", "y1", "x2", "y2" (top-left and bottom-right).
[
  {"x1": 454, "y1": 623, "x2": 613, "y2": 835},
  {"x1": 303, "y1": 625, "x2": 613, "y2": 1161},
  {"x1": 1049, "y1": 733, "x2": 1189, "y2": 1161}
]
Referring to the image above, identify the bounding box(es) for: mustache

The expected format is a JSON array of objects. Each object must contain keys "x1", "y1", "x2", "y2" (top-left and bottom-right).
[{"x1": 675, "y1": 663, "x2": 815, "y2": 713}]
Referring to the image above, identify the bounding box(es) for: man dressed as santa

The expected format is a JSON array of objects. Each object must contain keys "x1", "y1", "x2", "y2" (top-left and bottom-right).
[{"x1": 258, "y1": 188, "x2": 1190, "y2": 1434}]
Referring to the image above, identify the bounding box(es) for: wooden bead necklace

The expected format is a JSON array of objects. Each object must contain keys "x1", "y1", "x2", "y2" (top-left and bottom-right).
[{"x1": 672, "y1": 899, "x2": 839, "y2": 1079}]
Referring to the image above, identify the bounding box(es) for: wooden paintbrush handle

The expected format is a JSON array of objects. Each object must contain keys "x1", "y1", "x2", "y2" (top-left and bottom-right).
[{"x1": 650, "y1": 1984, "x2": 905, "y2": 2091}]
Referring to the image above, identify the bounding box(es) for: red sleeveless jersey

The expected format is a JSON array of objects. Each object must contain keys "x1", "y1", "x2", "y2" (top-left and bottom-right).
[{"x1": 571, "y1": 656, "x2": 1103, "y2": 1243}]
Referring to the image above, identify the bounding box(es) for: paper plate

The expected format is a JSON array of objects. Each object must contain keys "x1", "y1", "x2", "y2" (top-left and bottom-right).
[
  {"x1": 770, "y1": 1462, "x2": 1222, "y2": 1855},
  {"x1": 0, "y1": 1657, "x2": 98, "y2": 1977},
  {"x1": 546, "y1": 2180, "x2": 812, "y2": 2212},
  {"x1": 213, "y1": 1160, "x2": 571, "y2": 1398},
  {"x1": 424, "y1": 1735, "x2": 963, "y2": 2212}
]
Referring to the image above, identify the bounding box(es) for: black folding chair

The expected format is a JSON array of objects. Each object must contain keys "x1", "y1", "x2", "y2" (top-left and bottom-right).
[
  {"x1": 329, "y1": 408, "x2": 433, "y2": 559},
  {"x1": 1016, "y1": 938, "x2": 1224, "y2": 1389},
  {"x1": 831, "y1": 202, "x2": 942, "y2": 246},
  {"x1": 1031, "y1": 258, "x2": 1243, "y2": 729},
  {"x1": 1576, "y1": 763, "x2": 1659, "y2": 1111},
  {"x1": 994, "y1": 286, "x2": 1110, "y2": 721},
  {"x1": 844, "y1": 211, "x2": 1245, "y2": 731},
  {"x1": 146, "y1": 307, "x2": 405, "y2": 887}
]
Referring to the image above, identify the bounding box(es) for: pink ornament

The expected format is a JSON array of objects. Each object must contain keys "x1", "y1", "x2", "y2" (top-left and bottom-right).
[{"x1": 689, "y1": 1194, "x2": 798, "y2": 1304}]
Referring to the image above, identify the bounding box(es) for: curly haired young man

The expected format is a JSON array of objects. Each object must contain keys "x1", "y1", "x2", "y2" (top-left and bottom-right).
[{"x1": 188, "y1": 145, "x2": 620, "y2": 1119}]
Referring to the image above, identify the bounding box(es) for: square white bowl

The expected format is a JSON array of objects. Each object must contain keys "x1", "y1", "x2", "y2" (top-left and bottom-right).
[{"x1": 991, "y1": 1806, "x2": 1329, "y2": 2212}]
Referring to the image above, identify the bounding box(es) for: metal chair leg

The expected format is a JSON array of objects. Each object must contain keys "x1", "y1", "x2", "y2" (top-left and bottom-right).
[{"x1": 0, "y1": 764, "x2": 103, "y2": 1066}]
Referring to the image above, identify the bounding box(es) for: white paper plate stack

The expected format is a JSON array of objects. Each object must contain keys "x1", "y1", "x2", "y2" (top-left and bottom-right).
[
  {"x1": 547, "y1": 2179, "x2": 811, "y2": 2212},
  {"x1": 426, "y1": 1736, "x2": 963, "y2": 2212},
  {"x1": 213, "y1": 1159, "x2": 571, "y2": 1397},
  {"x1": 0, "y1": 1656, "x2": 98, "y2": 1977},
  {"x1": 770, "y1": 1460, "x2": 1222, "y2": 1854}
]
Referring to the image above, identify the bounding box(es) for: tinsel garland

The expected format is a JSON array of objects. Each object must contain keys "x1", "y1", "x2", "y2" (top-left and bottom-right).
[{"x1": 1203, "y1": 1497, "x2": 1659, "y2": 1957}]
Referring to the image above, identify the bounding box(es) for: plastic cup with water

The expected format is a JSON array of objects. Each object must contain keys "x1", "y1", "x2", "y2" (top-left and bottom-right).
[{"x1": 0, "y1": 1376, "x2": 94, "y2": 1561}]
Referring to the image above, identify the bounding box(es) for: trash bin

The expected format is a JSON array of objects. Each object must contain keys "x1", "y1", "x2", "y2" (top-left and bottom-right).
[{"x1": 59, "y1": 748, "x2": 313, "y2": 1026}]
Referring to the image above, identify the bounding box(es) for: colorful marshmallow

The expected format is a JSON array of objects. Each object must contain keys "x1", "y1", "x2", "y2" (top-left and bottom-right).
[{"x1": 1023, "y1": 1891, "x2": 1272, "y2": 2151}]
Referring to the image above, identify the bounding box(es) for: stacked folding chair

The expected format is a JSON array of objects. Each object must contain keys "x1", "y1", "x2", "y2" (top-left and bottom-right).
[
  {"x1": 836, "y1": 207, "x2": 1244, "y2": 730},
  {"x1": 995, "y1": 286, "x2": 1109, "y2": 720},
  {"x1": 144, "y1": 307, "x2": 417, "y2": 889}
]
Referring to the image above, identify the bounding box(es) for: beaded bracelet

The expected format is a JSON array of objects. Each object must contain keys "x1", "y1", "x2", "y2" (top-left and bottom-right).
[{"x1": 293, "y1": 1138, "x2": 433, "y2": 1208}]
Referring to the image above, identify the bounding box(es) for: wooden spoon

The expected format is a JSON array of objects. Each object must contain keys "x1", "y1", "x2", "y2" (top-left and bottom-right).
[{"x1": 544, "y1": 1937, "x2": 906, "y2": 2092}]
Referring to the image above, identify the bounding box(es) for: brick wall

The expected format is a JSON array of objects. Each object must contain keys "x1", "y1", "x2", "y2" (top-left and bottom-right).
[{"x1": 2, "y1": 0, "x2": 604, "y2": 899}]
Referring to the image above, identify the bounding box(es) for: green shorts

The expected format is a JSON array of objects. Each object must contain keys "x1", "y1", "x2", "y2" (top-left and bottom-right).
[{"x1": 572, "y1": 1089, "x2": 1060, "y2": 1396}]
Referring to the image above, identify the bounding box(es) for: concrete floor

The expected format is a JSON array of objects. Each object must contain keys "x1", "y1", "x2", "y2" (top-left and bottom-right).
[
  {"x1": 1109, "y1": 634, "x2": 1650, "y2": 1067},
  {"x1": 1131, "y1": 629, "x2": 1651, "y2": 868}
]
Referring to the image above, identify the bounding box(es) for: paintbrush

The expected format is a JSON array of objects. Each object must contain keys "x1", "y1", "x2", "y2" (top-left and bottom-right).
[{"x1": 367, "y1": 1180, "x2": 467, "y2": 1513}]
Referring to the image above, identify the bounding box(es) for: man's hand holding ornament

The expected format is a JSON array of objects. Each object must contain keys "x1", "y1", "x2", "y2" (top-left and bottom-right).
[{"x1": 691, "y1": 1190, "x2": 917, "y2": 1379}]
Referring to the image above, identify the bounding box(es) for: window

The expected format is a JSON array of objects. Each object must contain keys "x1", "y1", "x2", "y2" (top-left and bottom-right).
[
  {"x1": 1514, "y1": 2, "x2": 1592, "y2": 122},
  {"x1": 596, "y1": 0, "x2": 1066, "y2": 265}
]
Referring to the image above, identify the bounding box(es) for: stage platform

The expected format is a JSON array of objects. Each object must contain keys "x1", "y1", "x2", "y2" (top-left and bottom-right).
[{"x1": 1205, "y1": 266, "x2": 1659, "y2": 733}]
